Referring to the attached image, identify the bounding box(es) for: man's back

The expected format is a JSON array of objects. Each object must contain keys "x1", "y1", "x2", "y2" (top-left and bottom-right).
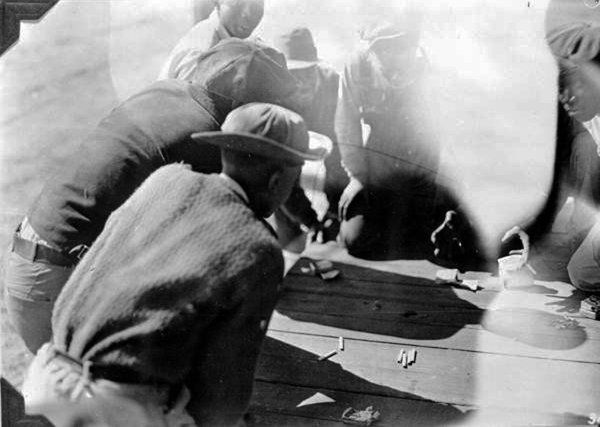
[
  {"x1": 28, "y1": 81, "x2": 223, "y2": 251},
  {"x1": 51, "y1": 164, "x2": 283, "y2": 385}
]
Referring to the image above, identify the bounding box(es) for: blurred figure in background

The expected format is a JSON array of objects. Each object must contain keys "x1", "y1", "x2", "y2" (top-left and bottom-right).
[
  {"x1": 274, "y1": 26, "x2": 347, "y2": 243},
  {"x1": 546, "y1": 19, "x2": 600, "y2": 292},
  {"x1": 336, "y1": 15, "x2": 454, "y2": 261},
  {"x1": 159, "y1": 0, "x2": 265, "y2": 80}
]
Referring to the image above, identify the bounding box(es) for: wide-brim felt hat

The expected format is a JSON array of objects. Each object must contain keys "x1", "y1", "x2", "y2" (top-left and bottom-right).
[
  {"x1": 276, "y1": 27, "x2": 321, "y2": 70},
  {"x1": 191, "y1": 102, "x2": 329, "y2": 166}
]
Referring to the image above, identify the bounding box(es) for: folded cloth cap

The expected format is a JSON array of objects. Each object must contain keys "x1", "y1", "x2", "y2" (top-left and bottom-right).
[
  {"x1": 188, "y1": 38, "x2": 299, "y2": 112},
  {"x1": 359, "y1": 19, "x2": 420, "y2": 50},
  {"x1": 547, "y1": 22, "x2": 600, "y2": 66},
  {"x1": 191, "y1": 103, "x2": 329, "y2": 166},
  {"x1": 275, "y1": 27, "x2": 319, "y2": 70}
]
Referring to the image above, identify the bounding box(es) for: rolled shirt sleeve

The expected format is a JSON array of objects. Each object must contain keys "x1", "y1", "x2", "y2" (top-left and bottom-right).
[{"x1": 335, "y1": 58, "x2": 369, "y2": 183}]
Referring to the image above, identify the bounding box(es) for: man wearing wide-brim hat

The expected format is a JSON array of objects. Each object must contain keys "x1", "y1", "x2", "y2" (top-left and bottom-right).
[
  {"x1": 275, "y1": 26, "x2": 348, "y2": 241},
  {"x1": 3, "y1": 38, "x2": 300, "y2": 355},
  {"x1": 22, "y1": 103, "x2": 328, "y2": 427},
  {"x1": 335, "y1": 17, "x2": 443, "y2": 260}
]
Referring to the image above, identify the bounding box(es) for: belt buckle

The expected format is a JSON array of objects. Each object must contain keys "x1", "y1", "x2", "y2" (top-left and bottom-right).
[{"x1": 69, "y1": 245, "x2": 89, "y2": 261}]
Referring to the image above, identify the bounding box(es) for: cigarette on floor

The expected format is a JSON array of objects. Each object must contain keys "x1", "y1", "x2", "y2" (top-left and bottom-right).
[
  {"x1": 409, "y1": 349, "x2": 417, "y2": 364},
  {"x1": 318, "y1": 350, "x2": 338, "y2": 361},
  {"x1": 338, "y1": 336, "x2": 345, "y2": 351}
]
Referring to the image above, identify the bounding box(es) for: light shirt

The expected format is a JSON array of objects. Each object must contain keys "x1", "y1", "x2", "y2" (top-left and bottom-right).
[
  {"x1": 583, "y1": 115, "x2": 600, "y2": 157},
  {"x1": 158, "y1": 10, "x2": 231, "y2": 81},
  {"x1": 219, "y1": 173, "x2": 249, "y2": 204},
  {"x1": 18, "y1": 217, "x2": 59, "y2": 249}
]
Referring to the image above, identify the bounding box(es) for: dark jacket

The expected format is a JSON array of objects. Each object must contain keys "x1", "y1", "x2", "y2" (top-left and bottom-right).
[
  {"x1": 28, "y1": 39, "x2": 298, "y2": 251},
  {"x1": 52, "y1": 165, "x2": 283, "y2": 426}
]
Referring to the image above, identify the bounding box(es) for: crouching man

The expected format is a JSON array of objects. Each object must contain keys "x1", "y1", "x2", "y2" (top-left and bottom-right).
[{"x1": 22, "y1": 103, "x2": 327, "y2": 427}]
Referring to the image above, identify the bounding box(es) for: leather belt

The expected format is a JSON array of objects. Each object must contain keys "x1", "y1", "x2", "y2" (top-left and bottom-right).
[{"x1": 12, "y1": 233, "x2": 79, "y2": 267}]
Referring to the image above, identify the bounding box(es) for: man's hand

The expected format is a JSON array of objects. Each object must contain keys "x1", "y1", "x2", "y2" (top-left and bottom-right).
[
  {"x1": 305, "y1": 212, "x2": 340, "y2": 244},
  {"x1": 338, "y1": 177, "x2": 364, "y2": 221}
]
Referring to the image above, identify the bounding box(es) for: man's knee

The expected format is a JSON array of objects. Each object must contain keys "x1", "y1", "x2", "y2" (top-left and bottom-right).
[
  {"x1": 339, "y1": 215, "x2": 381, "y2": 258},
  {"x1": 567, "y1": 250, "x2": 600, "y2": 292}
]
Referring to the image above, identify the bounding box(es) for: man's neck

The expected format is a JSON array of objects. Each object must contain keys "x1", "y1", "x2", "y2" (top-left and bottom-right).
[
  {"x1": 219, "y1": 173, "x2": 249, "y2": 204},
  {"x1": 214, "y1": 11, "x2": 233, "y2": 41}
]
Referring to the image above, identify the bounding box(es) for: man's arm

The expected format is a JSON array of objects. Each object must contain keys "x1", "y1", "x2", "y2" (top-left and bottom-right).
[
  {"x1": 335, "y1": 61, "x2": 368, "y2": 183},
  {"x1": 279, "y1": 180, "x2": 319, "y2": 229}
]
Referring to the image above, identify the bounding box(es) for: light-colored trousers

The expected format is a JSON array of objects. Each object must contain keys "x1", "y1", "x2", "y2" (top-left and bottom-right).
[
  {"x1": 568, "y1": 219, "x2": 600, "y2": 292},
  {"x1": 4, "y1": 250, "x2": 72, "y2": 353}
]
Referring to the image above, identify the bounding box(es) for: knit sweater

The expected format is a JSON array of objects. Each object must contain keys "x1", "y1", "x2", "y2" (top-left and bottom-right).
[{"x1": 51, "y1": 165, "x2": 283, "y2": 385}]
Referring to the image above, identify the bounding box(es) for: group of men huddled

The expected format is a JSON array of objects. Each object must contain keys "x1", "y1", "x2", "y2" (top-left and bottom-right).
[{"x1": 5, "y1": 0, "x2": 600, "y2": 425}]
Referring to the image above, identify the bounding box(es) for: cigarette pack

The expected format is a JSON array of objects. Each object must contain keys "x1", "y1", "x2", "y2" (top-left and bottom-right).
[
  {"x1": 435, "y1": 269, "x2": 459, "y2": 283},
  {"x1": 308, "y1": 260, "x2": 340, "y2": 281}
]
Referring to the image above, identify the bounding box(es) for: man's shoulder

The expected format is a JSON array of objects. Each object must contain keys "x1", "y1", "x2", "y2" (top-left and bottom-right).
[
  {"x1": 342, "y1": 46, "x2": 375, "y2": 82},
  {"x1": 100, "y1": 80, "x2": 207, "y2": 127},
  {"x1": 170, "y1": 15, "x2": 218, "y2": 56},
  {"x1": 143, "y1": 163, "x2": 196, "y2": 187},
  {"x1": 120, "y1": 80, "x2": 198, "y2": 106},
  {"x1": 316, "y1": 63, "x2": 340, "y2": 83}
]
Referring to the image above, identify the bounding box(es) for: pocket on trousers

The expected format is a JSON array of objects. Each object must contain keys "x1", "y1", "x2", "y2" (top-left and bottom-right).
[{"x1": 3, "y1": 251, "x2": 70, "y2": 302}]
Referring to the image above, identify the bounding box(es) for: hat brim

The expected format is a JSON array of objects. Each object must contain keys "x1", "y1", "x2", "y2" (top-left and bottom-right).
[
  {"x1": 286, "y1": 59, "x2": 319, "y2": 70},
  {"x1": 368, "y1": 32, "x2": 415, "y2": 50},
  {"x1": 191, "y1": 131, "x2": 328, "y2": 166}
]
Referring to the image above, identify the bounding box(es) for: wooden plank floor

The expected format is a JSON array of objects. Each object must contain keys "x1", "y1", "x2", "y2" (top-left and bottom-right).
[{"x1": 248, "y1": 243, "x2": 600, "y2": 426}]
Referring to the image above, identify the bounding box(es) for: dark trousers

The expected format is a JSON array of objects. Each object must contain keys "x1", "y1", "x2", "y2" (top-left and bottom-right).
[{"x1": 339, "y1": 177, "x2": 446, "y2": 260}]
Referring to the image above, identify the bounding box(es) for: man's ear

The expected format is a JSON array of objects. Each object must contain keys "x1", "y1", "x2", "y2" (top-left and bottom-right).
[{"x1": 267, "y1": 170, "x2": 282, "y2": 194}]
